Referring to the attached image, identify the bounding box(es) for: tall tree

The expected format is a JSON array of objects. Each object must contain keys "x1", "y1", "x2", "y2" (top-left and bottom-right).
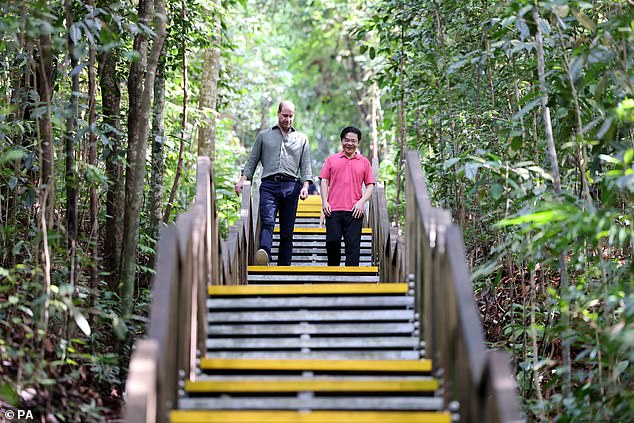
[
  {"x1": 64, "y1": 0, "x2": 79, "y2": 286},
  {"x1": 98, "y1": 1, "x2": 125, "y2": 292},
  {"x1": 196, "y1": 0, "x2": 222, "y2": 158},
  {"x1": 119, "y1": 0, "x2": 167, "y2": 317}
]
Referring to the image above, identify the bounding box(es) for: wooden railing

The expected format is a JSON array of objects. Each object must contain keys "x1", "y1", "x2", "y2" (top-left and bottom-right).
[
  {"x1": 403, "y1": 150, "x2": 524, "y2": 422},
  {"x1": 124, "y1": 157, "x2": 254, "y2": 422},
  {"x1": 368, "y1": 157, "x2": 405, "y2": 282}
]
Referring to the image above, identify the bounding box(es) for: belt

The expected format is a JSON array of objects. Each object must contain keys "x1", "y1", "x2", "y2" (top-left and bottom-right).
[{"x1": 262, "y1": 174, "x2": 299, "y2": 182}]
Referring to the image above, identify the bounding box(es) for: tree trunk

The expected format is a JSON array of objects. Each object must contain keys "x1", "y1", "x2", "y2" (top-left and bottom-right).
[
  {"x1": 197, "y1": 0, "x2": 222, "y2": 159},
  {"x1": 149, "y1": 43, "x2": 167, "y2": 249},
  {"x1": 164, "y1": 0, "x2": 189, "y2": 223},
  {"x1": 87, "y1": 0, "x2": 99, "y2": 308},
  {"x1": 64, "y1": 0, "x2": 79, "y2": 286},
  {"x1": 36, "y1": 32, "x2": 54, "y2": 341},
  {"x1": 98, "y1": 18, "x2": 124, "y2": 292},
  {"x1": 532, "y1": 4, "x2": 570, "y2": 393},
  {"x1": 120, "y1": 0, "x2": 168, "y2": 318},
  {"x1": 394, "y1": 24, "x2": 405, "y2": 227}
]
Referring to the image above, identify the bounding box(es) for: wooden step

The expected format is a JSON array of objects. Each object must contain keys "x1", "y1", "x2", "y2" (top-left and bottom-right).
[
  {"x1": 208, "y1": 283, "x2": 408, "y2": 296},
  {"x1": 247, "y1": 266, "x2": 378, "y2": 274},
  {"x1": 207, "y1": 309, "x2": 415, "y2": 323},
  {"x1": 197, "y1": 351, "x2": 423, "y2": 360},
  {"x1": 270, "y1": 240, "x2": 373, "y2": 248},
  {"x1": 184, "y1": 378, "x2": 438, "y2": 393},
  {"x1": 208, "y1": 295, "x2": 413, "y2": 309},
  {"x1": 275, "y1": 227, "x2": 372, "y2": 234},
  {"x1": 178, "y1": 396, "x2": 445, "y2": 411},
  {"x1": 170, "y1": 410, "x2": 452, "y2": 422},
  {"x1": 246, "y1": 275, "x2": 380, "y2": 283},
  {"x1": 199, "y1": 358, "x2": 432, "y2": 372},
  {"x1": 270, "y1": 247, "x2": 372, "y2": 255},
  {"x1": 207, "y1": 322, "x2": 417, "y2": 336},
  {"x1": 206, "y1": 336, "x2": 419, "y2": 350}
]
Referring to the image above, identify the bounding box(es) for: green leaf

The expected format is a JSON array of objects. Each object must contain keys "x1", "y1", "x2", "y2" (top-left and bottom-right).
[
  {"x1": 72, "y1": 309, "x2": 91, "y2": 336},
  {"x1": 623, "y1": 148, "x2": 633, "y2": 166},
  {"x1": 0, "y1": 149, "x2": 25, "y2": 165},
  {"x1": 491, "y1": 184, "x2": 504, "y2": 200}
]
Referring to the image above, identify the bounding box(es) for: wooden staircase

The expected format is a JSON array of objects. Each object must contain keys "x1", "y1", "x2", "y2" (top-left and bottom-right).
[{"x1": 169, "y1": 195, "x2": 452, "y2": 422}]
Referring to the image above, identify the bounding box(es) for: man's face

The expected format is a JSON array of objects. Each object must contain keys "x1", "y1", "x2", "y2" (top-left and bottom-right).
[
  {"x1": 341, "y1": 132, "x2": 359, "y2": 157},
  {"x1": 278, "y1": 105, "x2": 295, "y2": 131}
]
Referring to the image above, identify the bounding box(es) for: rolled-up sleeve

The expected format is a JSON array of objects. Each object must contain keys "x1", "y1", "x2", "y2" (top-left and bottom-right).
[
  {"x1": 299, "y1": 139, "x2": 313, "y2": 184},
  {"x1": 241, "y1": 132, "x2": 263, "y2": 180}
]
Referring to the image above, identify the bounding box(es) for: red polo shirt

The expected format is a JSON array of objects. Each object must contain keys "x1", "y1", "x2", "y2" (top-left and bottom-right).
[{"x1": 319, "y1": 151, "x2": 375, "y2": 212}]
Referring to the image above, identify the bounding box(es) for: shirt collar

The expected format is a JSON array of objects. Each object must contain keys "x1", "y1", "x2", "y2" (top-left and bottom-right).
[
  {"x1": 338, "y1": 151, "x2": 360, "y2": 159},
  {"x1": 272, "y1": 125, "x2": 296, "y2": 133}
]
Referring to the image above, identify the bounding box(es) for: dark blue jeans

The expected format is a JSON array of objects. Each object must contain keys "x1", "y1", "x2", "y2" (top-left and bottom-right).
[
  {"x1": 325, "y1": 211, "x2": 363, "y2": 266},
  {"x1": 259, "y1": 179, "x2": 301, "y2": 266}
]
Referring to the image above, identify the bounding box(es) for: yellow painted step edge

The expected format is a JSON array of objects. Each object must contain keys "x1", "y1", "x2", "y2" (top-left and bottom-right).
[
  {"x1": 170, "y1": 410, "x2": 452, "y2": 423},
  {"x1": 209, "y1": 283, "x2": 408, "y2": 296},
  {"x1": 275, "y1": 227, "x2": 372, "y2": 234},
  {"x1": 200, "y1": 358, "x2": 432, "y2": 372},
  {"x1": 248, "y1": 265, "x2": 379, "y2": 273},
  {"x1": 185, "y1": 379, "x2": 438, "y2": 393}
]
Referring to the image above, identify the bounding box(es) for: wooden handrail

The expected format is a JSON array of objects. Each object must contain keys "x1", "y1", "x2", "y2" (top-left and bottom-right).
[
  {"x1": 368, "y1": 157, "x2": 405, "y2": 283},
  {"x1": 125, "y1": 157, "x2": 255, "y2": 422},
  {"x1": 405, "y1": 150, "x2": 523, "y2": 422}
]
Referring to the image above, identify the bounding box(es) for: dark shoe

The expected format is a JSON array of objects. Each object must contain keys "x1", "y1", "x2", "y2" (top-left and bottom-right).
[{"x1": 255, "y1": 248, "x2": 269, "y2": 266}]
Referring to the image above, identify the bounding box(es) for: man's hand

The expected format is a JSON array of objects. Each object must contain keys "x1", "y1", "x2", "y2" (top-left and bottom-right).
[
  {"x1": 322, "y1": 201, "x2": 332, "y2": 217},
  {"x1": 351, "y1": 200, "x2": 365, "y2": 219},
  {"x1": 299, "y1": 185, "x2": 308, "y2": 200},
  {"x1": 234, "y1": 179, "x2": 244, "y2": 195}
]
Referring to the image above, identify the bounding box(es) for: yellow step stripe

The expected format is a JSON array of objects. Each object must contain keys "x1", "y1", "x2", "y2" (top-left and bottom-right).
[
  {"x1": 275, "y1": 227, "x2": 372, "y2": 234},
  {"x1": 185, "y1": 379, "x2": 438, "y2": 393},
  {"x1": 208, "y1": 283, "x2": 408, "y2": 296},
  {"x1": 296, "y1": 212, "x2": 322, "y2": 217},
  {"x1": 170, "y1": 410, "x2": 452, "y2": 423},
  {"x1": 248, "y1": 265, "x2": 378, "y2": 273},
  {"x1": 200, "y1": 358, "x2": 432, "y2": 372}
]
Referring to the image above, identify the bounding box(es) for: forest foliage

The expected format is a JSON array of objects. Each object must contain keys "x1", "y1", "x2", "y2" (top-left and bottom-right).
[{"x1": 0, "y1": 0, "x2": 632, "y2": 421}]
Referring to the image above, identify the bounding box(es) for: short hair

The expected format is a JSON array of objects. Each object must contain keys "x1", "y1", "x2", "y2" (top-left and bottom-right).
[
  {"x1": 340, "y1": 126, "x2": 361, "y2": 141},
  {"x1": 278, "y1": 101, "x2": 295, "y2": 113}
]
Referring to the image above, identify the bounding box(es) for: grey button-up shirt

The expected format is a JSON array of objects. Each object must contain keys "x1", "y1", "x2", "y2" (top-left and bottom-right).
[{"x1": 242, "y1": 125, "x2": 313, "y2": 183}]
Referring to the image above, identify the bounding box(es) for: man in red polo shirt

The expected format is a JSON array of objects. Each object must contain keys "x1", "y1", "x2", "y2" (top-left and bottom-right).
[{"x1": 319, "y1": 126, "x2": 375, "y2": 266}]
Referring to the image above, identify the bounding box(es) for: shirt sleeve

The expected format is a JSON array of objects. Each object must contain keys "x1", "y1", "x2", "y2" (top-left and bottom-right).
[
  {"x1": 242, "y1": 132, "x2": 264, "y2": 180},
  {"x1": 319, "y1": 156, "x2": 332, "y2": 179},
  {"x1": 299, "y1": 137, "x2": 313, "y2": 183},
  {"x1": 363, "y1": 158, "x2": 375, "y2": 185}
]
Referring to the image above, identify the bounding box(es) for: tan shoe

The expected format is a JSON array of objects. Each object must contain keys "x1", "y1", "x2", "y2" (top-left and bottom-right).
[{"x1": 255, "y1": 248, "x2": 269, "y2": 266}]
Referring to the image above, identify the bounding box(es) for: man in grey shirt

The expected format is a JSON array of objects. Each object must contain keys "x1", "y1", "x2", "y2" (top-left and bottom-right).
[{"x1": 234, "y1": 100, "x2": 313, "y2": 266}]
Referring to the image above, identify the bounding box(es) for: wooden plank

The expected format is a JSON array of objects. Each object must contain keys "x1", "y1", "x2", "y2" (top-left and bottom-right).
[
  {"x1": 199, "y1": 351, "x2": 423, "y2": 360},
  {"x1": 274, "y1": 228, "x2": 372, "y2": 234},
  {"x1": 207, "y1": 309, "x2": 414, "y2": 322},
  {"x1": 199, "y1": 358, "x2": 432, "y2": 372},
  {"x1": 246, "y1": 275, "x2": 380, "y2": 283},
  {"x1": 247, "y1": 266, "x2": 378, "y2": 274},
  {"x1": 206, "y1": 336, "x2": 419, "y2": 349},
  {"x1": 184, "y1": 378, "x2": 438, "y2": 392},
  {"x1": 207, "y1": 322, "x2": 417, "y2": 336},
  {"x1": 272, "y1": 235, "x2": 373, "y2": 242},
  {"x1": 270, "y1": 241, "x2": 373, "y2": 248},
  {"x1": 271, "y1": 247, "x2": 372, "y2": 255},
  {"x1": 178, "y1": 396, "x2": 444, "y2": 411},
  {"x1": 269, "y1": 261, "x2": 374, "y2": 267},
  {"x1": 208, "y1": 295, "x2": 413, "y2": 309},
  {"x1": 209, "y1": 283, "x2": 408, "y2": 296},
  {"x1": 170, "y1": 410, "x2": 451, "y2": 423}
]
